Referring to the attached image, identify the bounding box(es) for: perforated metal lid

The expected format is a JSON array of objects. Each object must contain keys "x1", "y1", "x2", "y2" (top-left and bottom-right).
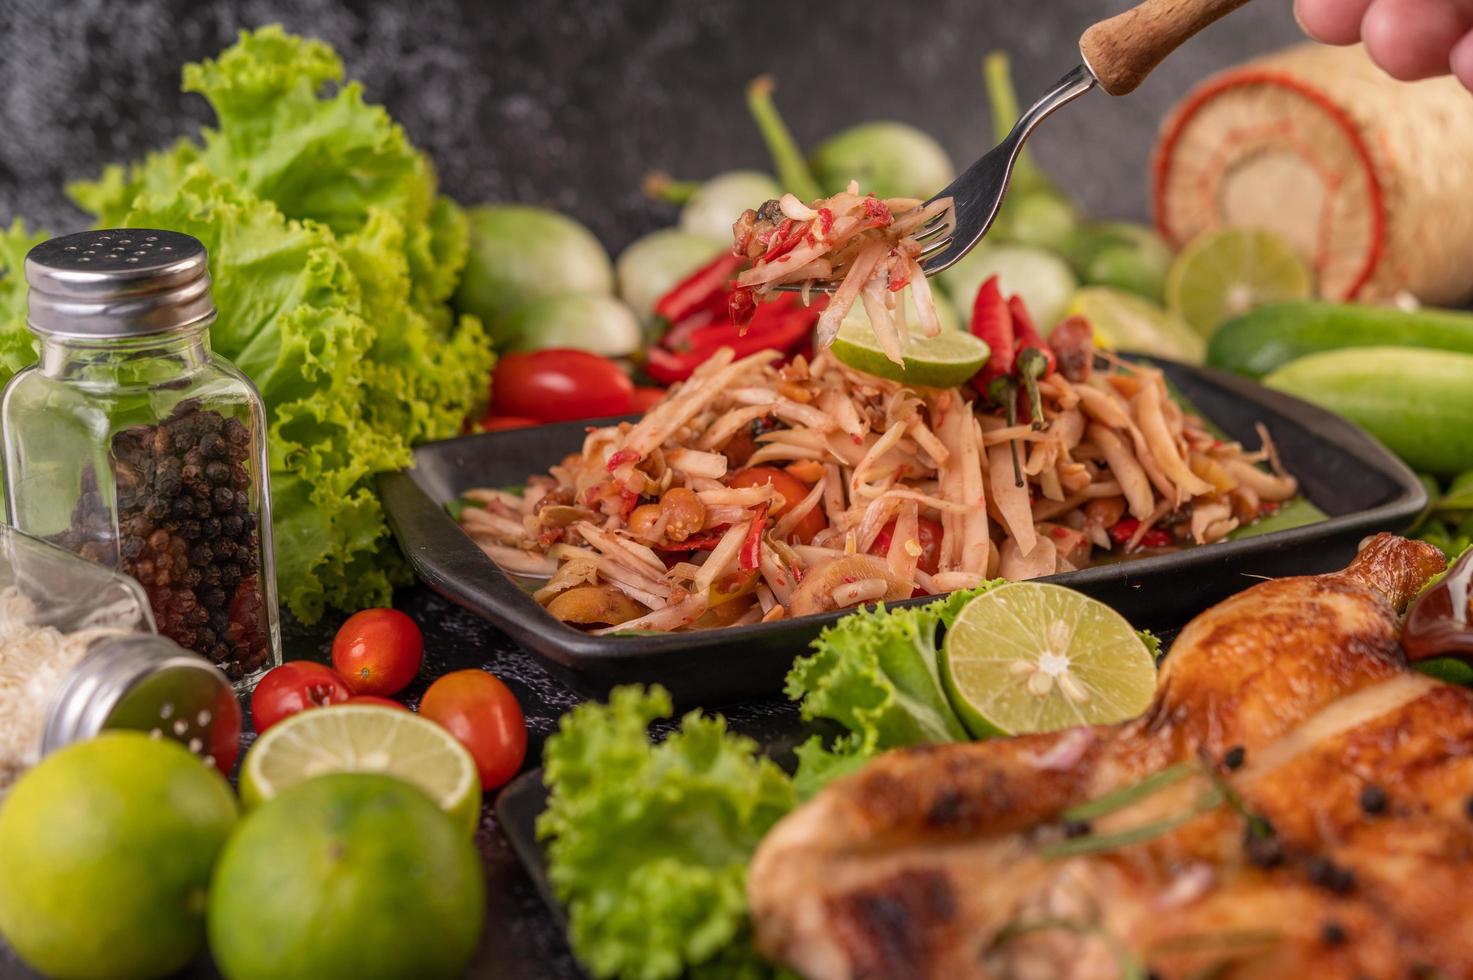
[{"x1": 24, "y1": 229, "x2": 215, "y2": 339}]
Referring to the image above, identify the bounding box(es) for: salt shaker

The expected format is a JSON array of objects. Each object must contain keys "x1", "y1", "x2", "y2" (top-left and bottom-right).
[
  {"x1": 0, "y1": 525, "x2": 241, "y2": 795},
  {"x1": 1, "y1": 229, "x2": 280, "y2": 684}
]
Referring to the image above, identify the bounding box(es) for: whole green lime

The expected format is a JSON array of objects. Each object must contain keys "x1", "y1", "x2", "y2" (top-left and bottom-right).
[
  {"x1": 456, "y1": 205, "x2": 614, "y2": 339},
  {"x1": 0, "y1": 732, "x2": 238, "y2": 980},
  {"x1": 810, "y1": 121, "x2": 955, "y2": 200},
  {"x1": 208, "y1": 773, "x2": 485, "y2": 980}
]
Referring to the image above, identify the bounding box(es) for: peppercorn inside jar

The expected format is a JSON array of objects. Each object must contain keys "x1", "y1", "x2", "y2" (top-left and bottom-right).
[{"x1": 1, "y1": 229, "x2": 280, "y2": 685}]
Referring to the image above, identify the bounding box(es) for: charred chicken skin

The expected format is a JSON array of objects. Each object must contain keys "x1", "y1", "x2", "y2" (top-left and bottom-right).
[{"x1": 749, "y1": 534, "x2": 1458, "y2": 979}]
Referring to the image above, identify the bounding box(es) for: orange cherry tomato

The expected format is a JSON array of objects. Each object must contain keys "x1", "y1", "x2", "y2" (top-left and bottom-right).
[
  {"x1": 331, "y1": 609, "x2": 424, "y2": 697},
  {"x1": 726, "y1": 466, "x2": 826, "y2": 543},
  {"x1": 868, "y1": 516, "x2": 945, "y2": 575},
  {"x1": 419, "y1": 669, "x2": 527, "y2": 791},
  {"x1": 250, "y1": 661, "x2": 352, "y2": 735}
]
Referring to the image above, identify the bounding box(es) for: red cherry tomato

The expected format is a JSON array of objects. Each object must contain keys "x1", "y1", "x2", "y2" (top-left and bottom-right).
[
  {"x1": 419, "y1": 669, "x2": 527, "y2": 791},
  {"x1": 250, "y1": 661, "x2": 352, "y2": 734},
  {"x1": 331, "y1": 608, "x2": 424, "y2": 697},
  {"x1": 478, "y1": 415, "x2": 540, "y2": 432},
  {"x1": 726, "y1": 466, "x2": 826, "y2": 543},
  {"x1": 868, "y1": 516, "x2": 945, "y2": 575},
  {"x1": 490, "y1": 350, "x2": 634, "y2": 423},
  {"x1": 345, "y1": 695, "x2": 409, "y2": 711},
  {"x1": 629, "y1": 386, "x2": 665, "y2": 412}
]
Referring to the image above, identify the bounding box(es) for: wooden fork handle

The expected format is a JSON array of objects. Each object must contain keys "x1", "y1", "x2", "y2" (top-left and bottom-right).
[{"x1": 1080, "y1": 0, "x2": 1254, "y2": 96}]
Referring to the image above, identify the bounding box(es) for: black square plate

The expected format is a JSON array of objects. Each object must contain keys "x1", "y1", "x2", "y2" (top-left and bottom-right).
[{"x1": 380, "y1": 359, "x2": 1426, "y2": 705}]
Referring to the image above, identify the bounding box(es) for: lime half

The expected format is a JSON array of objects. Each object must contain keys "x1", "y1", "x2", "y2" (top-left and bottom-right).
[
  {"x1": 830, "y1": 317, "x2": 989, "y2": 388},
  {"x1": 1165, "y1": 228, "x2": 1312, "y2": 338},
  {"x1": 240, "y1": 705, "x2": 481, "y2": 834},
  {"x1": 941, "y1": 583, "x2": 1158, "y2": 737},
  {"x1": 1067, "y1": 287, "x2": 1205, "y2": 363}
]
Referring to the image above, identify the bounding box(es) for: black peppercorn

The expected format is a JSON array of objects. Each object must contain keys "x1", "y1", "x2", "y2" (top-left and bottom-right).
[
  {"x1": 1244, "y1": 820, "x2": 1283, "y2": 868},
  {"x1": 1062, "y1": 819, "x2": 1092, "y2": 838},
  {"x1": 1359, "y1": 784, "x2": 1388, "y2": 816},
  {"x1": 1223, "y1": 745, "x2": 1246, "y2": 770},
  {"x1": 100, "y1": 402, "x2": 270, "y2": 680},
  {"x1": 1320, "y1": 921, "x2": 1347, "y2": 946},
  {"x1": 1307, "y1": 856, "x2": 1356, "y2": 894}
]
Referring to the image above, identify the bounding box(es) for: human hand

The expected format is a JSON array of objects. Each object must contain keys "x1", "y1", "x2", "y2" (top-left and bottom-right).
[{"x1": 1296, "y1": 0, "x2": 1473, "y2": 91}]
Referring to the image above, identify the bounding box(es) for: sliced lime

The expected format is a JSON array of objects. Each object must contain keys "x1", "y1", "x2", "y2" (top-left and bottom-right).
[
  {"x1": 830, "y1": 317, "x2": 989, "y2": 388},
  {"x1": 240, "y1": 705, "x2": 481, "y2": 834},
  {"x1": 1165, "y1": 228, "x2": 1312, "y2": 337},
  {"x1": 941, "y1": 582, "x2": 1158, "y2": 737},
  {"x1": 1066, "y1": 287, "x2": 1205, "y2": 363}
]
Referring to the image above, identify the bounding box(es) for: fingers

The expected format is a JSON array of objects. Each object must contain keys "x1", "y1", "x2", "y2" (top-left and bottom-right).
[
  {"x1": 1361, "y1": 0, "x2": 1473, "y2": 80},
  {"x1": 1454, "y1": 30, "x2": 1473, "y2": 90},
  {"x1": 1295, "y1": 0, "x2": 1374, "y2": 44}
]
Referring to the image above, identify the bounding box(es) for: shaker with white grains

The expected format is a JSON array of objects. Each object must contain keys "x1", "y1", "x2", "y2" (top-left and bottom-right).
[
  {"x1": 0, "y1": 525, "x2": 241, "y2": 796},
  {"x1": 1, "y1": 229, "x2": 280, "y2": 685}
]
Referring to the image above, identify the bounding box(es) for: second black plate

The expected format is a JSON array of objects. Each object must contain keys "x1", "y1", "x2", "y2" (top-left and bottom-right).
[{"x1": 380, "y1": 359, "x2": 1425, "y2": 706}]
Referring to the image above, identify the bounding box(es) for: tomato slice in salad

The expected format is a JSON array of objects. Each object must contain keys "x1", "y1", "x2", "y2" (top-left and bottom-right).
[{"x1": 490, "y1": 350, "x2": 634, "y2": 423}]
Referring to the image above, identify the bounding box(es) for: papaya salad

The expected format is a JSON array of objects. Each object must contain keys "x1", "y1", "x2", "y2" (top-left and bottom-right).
[{"x1": 457, "y1": 186, "x2": 1299, "y2": 633}]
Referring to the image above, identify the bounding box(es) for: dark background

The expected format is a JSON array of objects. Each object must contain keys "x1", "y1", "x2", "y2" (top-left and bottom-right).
[
  {"x1": 0, "y1": 2, "x2": 1307, "y2": 978},
  {"x1": 0, "y1": 0, "x2": 1303, "y2": 251}
]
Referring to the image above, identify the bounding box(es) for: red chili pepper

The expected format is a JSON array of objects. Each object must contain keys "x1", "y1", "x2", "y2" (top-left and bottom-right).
[
  {"x1": 649, "y1": 295, "x2": 824, "y2": 384},
  {"x1": 862, "y1": 196, "x2": 893, "y2": 227},
  {"x1": 1007, "y1": 295, "x2": 1057, "y2": 377},
  {"x1": 1108, "y1": 518, "x2": 1173, "y2": 551},
  {"x1": 970, "y1": 275, "x2": 1015, "y2": 386},
  {"x1": 729, "y1": 286, "x2": 758, "y2": 328},
  {"x1": 761, "y1": 219, "x2": 807, "y2": 263},
  {"x1": 817, "y1": 207, "x2": 835, "y2": 236},
  {"x1": 739, "y1": 502, "x2": 769, "y2": 571},
  {"x1": 654, "y1": 252, "x2": 744, "y2": 324}
]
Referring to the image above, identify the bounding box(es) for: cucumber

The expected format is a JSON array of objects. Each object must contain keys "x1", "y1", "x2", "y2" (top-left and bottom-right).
[
  {"x1": 1264, "y1": 346, "x2": 1473, "y2": 477},
  {"x1": 1209, "y1": 302, "x2": 1473, "y2": 379}
]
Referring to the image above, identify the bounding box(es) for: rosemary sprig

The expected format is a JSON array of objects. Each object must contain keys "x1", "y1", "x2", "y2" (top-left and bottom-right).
[
  {"x1": 1061, "y1": 762, "x2": 1198, "y2": 823},
  {"x1": 1040, "y1": 790, "x2": 1223, "y2": 860},
  {"x1": 1198, "y1": 753, "x2": 1274, "y2": 840}
]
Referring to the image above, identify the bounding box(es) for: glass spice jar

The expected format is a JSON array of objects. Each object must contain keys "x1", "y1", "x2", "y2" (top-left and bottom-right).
[
  {"x1": 1, "y1": 229, "x2": 280, "y2": 685},
  {"x1": 0, "y1": 524, "x2": 241, "y2": 796}
]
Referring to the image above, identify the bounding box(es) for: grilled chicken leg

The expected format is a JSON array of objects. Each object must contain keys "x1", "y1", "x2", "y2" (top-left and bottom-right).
[{"x1": 749, "y1": 534, "x2": 1455, "y2": 979}]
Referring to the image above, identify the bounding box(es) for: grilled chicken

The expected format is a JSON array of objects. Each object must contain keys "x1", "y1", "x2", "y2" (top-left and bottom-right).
[{"x1": 749, "y1": 534, "x2": 1458, "y2": 979}]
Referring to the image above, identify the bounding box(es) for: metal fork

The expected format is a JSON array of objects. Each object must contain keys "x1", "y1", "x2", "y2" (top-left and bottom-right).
[{"x1": 782, "y1": 0, "x2": 1254, "y2": 291}]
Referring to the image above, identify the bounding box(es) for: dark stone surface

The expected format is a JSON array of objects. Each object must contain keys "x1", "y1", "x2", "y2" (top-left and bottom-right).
[
  {"x1": 0, "y1": 0, "x2": 1303, "y2": 251},
  {"x1": 0, "y1": 2, "x2": 1307, "y2": 977}
]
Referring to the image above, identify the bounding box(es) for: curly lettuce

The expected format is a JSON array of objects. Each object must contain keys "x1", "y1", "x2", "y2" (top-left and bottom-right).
[
  {"x1": 2, "y1": 27, "x2": 492, "y2": 620},
  {"x1": 539, "y1": 686, "x2": 796, "y2": 980}
]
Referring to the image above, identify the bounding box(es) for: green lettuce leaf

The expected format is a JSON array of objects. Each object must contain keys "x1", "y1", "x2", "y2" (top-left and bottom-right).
[
  {"x1": 2, "y1": 26, "x2": 495, "y2": 620},
  {"x1": 539, "y1": 686, "x2": 795, "y2": 980},
  {"x1": 0, "y1": 220, "x2": 47, "y2": 380},
  {"x1": 784, "y1": 585, "x2": 1002, "y2": 794}
]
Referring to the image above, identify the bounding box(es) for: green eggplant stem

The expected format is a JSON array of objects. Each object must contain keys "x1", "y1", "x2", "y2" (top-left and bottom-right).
[
  {"x1": 745, "y1": 75, "x2": 823, "y2": 202},
  {"x1": 641, "y1": 171, "x2": 699, "y2": 205},
  {"x1": 1017, "y1": 348, "x2": 1048, "y2": 429},
  {"x1": 988, "y1": 376, "x2": 1025, "y2": 488}
]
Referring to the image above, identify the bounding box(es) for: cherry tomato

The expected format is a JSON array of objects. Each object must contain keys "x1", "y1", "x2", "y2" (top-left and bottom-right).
[
  {"x1": 726, "y1": 466, "x2": 826, "y2": 543},
  {"x1": 250, "y1": 661, "x2": 352, "y2": 734},
  {"x1": 345, "y1": 695, "x2": 409, "y2": 711},
  {"x1": 490, "y1": 350, "x2": 634, "y2": 423},
  {"x1": 868, "y1": 516, "x2": 945, "y2": 575},
  {"x1": 419, "y1": 669, "x2": 527, "y2": 791},
  {"x1": 478, "y1": 415, "x2": 540, "y2": 432},
  {"x1": 331, "y1": 608, "x2": 424, "y2": 697},
  {"x1": 629, "y1": 386, "x2": 666, "y2": 412}
]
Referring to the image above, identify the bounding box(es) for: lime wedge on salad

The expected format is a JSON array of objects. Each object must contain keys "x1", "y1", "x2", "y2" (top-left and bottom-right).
[
  {"x1": 1165, "y1": 227, "x2": 1312, "y2": 337},
  {"x1": 941, "y1": 582, "x2": 1158, "y2": 737},
  {"x1": 240, "y1": 704, "x2": 481, "y2": 834},
  {"x1": 830, "y1": 318, "x2": 989, "y2": 388}
]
